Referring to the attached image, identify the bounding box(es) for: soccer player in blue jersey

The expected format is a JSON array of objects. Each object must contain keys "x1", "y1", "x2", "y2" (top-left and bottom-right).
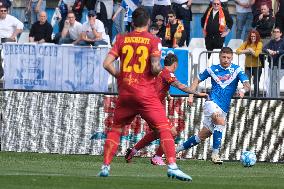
[{"x1": 176, "y1": 47, "x2": 251, "y2": 164}]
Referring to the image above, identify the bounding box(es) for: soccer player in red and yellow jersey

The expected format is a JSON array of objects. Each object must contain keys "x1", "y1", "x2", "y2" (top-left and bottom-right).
[
  {"x1": 99, "y1": 7, "x2": 192, "y2": 181},
  {"x1": 125, "y1": 53, "x2": 207, "y2": 166}
]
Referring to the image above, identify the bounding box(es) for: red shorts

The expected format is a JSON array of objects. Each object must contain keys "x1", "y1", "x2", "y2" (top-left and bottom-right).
[{"x1": 112, "y1": 94, "x2": 170, "y2": 130}]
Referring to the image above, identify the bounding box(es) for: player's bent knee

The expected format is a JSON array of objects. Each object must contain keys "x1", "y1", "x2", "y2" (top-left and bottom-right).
[
  {"x1": 215, "y1": 119, "x2": 225, "y2": 126},
  {"x1": 212, "y1": 113, "x2": 225, "y2": 125}
]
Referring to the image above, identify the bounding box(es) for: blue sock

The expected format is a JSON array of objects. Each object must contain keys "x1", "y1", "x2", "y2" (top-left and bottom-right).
[
  {"x1": 183, "y1": 135, "x2": 201, "y2": 150},
  {"x1": 213, "y1": 125, "x2": 224, "y2": 151}
]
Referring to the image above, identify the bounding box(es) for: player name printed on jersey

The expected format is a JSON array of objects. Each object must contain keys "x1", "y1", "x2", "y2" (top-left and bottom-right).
[{"x1": 124, "y1": 37, "x2": 150, "y2": 44}]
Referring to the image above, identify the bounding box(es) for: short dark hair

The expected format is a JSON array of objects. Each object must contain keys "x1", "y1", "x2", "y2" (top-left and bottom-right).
[
  {"x1": 132, "y1": 7, "x2": 150, "y2": 28},
  {"x1": 150, "y1": 23, "x2": 159, "y2": 31},
  {"x1": 220, "y1": 47, "x2": 233, "y2": 55},
  {"x1": 273, "y1": 26, "x2": 282, "y2": 33},
  {"x1": 164, "y1": 53, "x2": 178, "y2": 66},
  {"x1": 168, "y1": 9, "x2": 176, "y2": 16}
]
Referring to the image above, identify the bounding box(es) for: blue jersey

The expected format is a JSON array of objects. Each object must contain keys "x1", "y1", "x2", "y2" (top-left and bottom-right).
[
  {"x1": 121, "y1": 0, "x2": 140, "y2": 22},
  {"x1": 198, "y1": 64, "x2": 249, "y2": 113}
]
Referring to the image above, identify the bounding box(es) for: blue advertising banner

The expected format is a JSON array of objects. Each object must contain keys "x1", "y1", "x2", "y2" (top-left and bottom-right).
[
  {"x1": 161, "y1": 48, "x2": 190, "y2": 95},
  {"x1": 3, "y1": 44, "x2": 109, "y2": 92}
]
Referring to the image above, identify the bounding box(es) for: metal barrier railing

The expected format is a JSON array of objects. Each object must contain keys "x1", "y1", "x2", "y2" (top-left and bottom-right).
[
  {"x1": 1, "y1": 44, "x2": 283, "y2": 99},
  {"x1": 271, "y1": 54, "x2": 284, "y2": 98},
  {"x1": 196, "y1": 50, "x2": 283, "y2": 98},
  {"x1": 188, "y1": 51, "x2": 194, "y2": 85}
]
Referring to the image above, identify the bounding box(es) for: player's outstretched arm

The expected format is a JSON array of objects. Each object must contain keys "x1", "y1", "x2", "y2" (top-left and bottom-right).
[
  {"x1": 151, "y1": 56, "x2": 162, "y2": 75},
  {"x1": 171, "y1": 80, "x2": 198, "y2": 95},
  {"x1": 103, "y1": 54, "x2": 119, "y2": 78},
  {"x1": 171, "y1": 78, "x2": 206, "y2": 97}
]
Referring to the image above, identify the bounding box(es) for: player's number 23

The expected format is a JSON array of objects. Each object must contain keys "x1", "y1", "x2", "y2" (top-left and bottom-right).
[{"x1": 122, "y1": 45, "x2": 148, "y2": 73}]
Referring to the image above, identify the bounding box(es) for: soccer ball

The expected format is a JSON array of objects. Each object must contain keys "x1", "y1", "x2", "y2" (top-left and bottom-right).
[{"x1": 240, "y1": 151, "x2": 257, "y2": 167}]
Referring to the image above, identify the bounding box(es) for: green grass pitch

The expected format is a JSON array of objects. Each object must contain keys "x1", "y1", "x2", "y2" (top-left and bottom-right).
[{"x1": 0, "y1": 152, "x2": 283, "y2": 189}]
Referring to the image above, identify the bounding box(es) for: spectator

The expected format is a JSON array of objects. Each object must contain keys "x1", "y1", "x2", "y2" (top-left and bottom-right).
[
  {"x1": 172, "y1": 0, "x2": 192, "y2": 46},
  {"x1": 0, "y1": 2, "x2": 23, "y2": 79},
  {"x1": 96, "y1": 0, "x2": 113, "y2": 40},
  {"x1": 252, "y1": 0, "x2": 272, "y2": 23},
  {"x1": 236, "y1": 29, "x2": 263, "y2": 96},
  {"x1": 57, "y1": 0, "x2": 69, "y2": 32},
  {"x1": 275, "y1": 0, "x2": 284, "y2": 35},
  {"x1": 152, "y1": 0, "x2": 171, "y2": 23},
  {"x1": 29, "y1": 11, "x2": 53, "y2": 43},
  {"x1": 235, "y1": 0, "x2": 255, "y2": 40},
  {"x1": 84, "y1": 0, "x2": 96, "y2": 11},
  {"x1": 149, "y1": 23, "x2": 159, "y2": 36},
  {"x1": 112, "y1": 0, "x2": 125, "y2": 36},
  {"x1": 112, "y1": 0, "x2": 139, "y2": 32},
  {"x1": 163, "y1": 10, "x2": 186, "y2": 48},
  {"x1": 141, "y1": 0, "x2": 154, "y2": 18},
  {"x1": 263, "y1": 27, "x2": 284, "y2": 97},
  {"x1": 10, "y1": 1, "x2": 27, "y2": 23},
  {"x1": 72, "y1": 0, "x2": 84, "y2": 22},
  {"x1": 253, "y1": 3, "x2": 274, "y2": 46},
  {"x1": 80, "y1": 10, "x2": 108, "y2": 46},
  {"x1": 59, "y1": 11, "x2": 82, "y2": 45},
  {"x1": 155, "y1": 14, "x2": 166, "y2": 42},
  {"x1": 0, "y1": 0, "x2": 11, "y2": 8},
  {"x1": 201, "y1": 0, "x2": 233, "y2": 57},
  {"x1": 0, "y1": 3, "x2": 23, "y2": 42},
  {"x1": 28, "y1": 0, "x2": 46, "y2": 25}
]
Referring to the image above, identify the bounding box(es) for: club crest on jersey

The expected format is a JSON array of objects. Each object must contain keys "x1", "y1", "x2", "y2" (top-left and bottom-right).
[
  {"x1": 218, "y1": 74, "x2": 232, "y2": 82},
  {"x1": 228, "y1": 68, "x2": 235, "y2": 74}
]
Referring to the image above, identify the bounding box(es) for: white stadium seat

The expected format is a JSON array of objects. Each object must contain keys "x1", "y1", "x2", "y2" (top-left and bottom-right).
[
  {"x1": 188, "y1": 38, "x2": 205, "y2": 50},
  {"x1": 18, "y1": 31, "x2": 30, "y2": 43},
  {"x1": 209, "y1": 49, "x2": 221, "y2": 66},
  {"x1": 227, "y1": 39, "x2": 243, "y2": 51}
]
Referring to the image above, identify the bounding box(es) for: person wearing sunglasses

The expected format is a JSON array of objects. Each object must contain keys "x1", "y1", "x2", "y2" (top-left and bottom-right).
[
  {"x1": 80, "y1": 10, "x2": 109, "y2": 46},
  {"x1": 0, "y1": 3, "x2": 23, "y2": 43},
  {"x1": 0, "y1": 2, "x2": 23, "y2": 79},
  {"x1": 201, "y1": 0, "x2": 233, "y2": 58},
  {"x1": 164, "y1": 9, "x2": 186, "y2": 48}
]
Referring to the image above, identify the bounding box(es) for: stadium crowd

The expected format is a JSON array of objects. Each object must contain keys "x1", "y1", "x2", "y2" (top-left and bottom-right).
[{"x1": 0, "y1": 0, "x2": 284, "y2": 96}]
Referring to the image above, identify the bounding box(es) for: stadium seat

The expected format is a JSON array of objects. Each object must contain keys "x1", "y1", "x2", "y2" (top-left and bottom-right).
[
  {"x1": 233, "y1": 53, "x2": 245, "y2": 69},
  {"x1": 209, "y1": 49, "x2": 221, "y2": 66},
  {"x1": 227, "y1": 39, "x2": 243, "y2": 51},
  {"x1": 188, "y1": 38, "x2": 205, "y2": 51},
  {"x1": 18, "y1": 31, "x2": 30, "y2": 43}
]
